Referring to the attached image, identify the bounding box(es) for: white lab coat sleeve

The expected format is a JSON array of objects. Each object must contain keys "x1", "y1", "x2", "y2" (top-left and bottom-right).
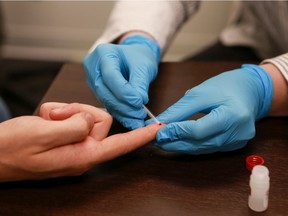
[
  {"x1": 88, "y1": 1, "x2": 200, "y2": 56},
  {"x1": 262, "y1": 53, "x2": 288, "y2": 82}
]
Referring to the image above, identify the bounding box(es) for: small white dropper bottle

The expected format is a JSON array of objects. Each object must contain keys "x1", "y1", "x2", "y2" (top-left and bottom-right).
[{"x1": 248, "y1": 165, "x2": 270, "y2": 212}]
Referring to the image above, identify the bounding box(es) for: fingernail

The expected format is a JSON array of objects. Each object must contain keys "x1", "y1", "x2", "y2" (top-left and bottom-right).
[{"x1": 51, "y1": 107, "x2": 63, "y2": 114}]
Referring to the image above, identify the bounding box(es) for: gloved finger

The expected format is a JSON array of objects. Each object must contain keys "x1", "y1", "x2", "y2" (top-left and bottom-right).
[
  {"x1": 83, "y1": 52, "x2": 98, "y2": 84},
  {"x1": 105, "y1": 98, "x2": 146, "y2": 129},
  {"x1": 156, "y1": 108, "x2": 230, "y2": 142},
  {"x1": 218, "y1": 140, "x2": 248, "y2": 152},
  {"x1": 129, "y1": 66, "x2": 153, "y2": 105},
  {"x1": 94, "y1": 80, "x2": 146, "y2": 129},
  {"x1": 114, "y1": 113, "x2": 146, "y2": 129},
  {"x1": 88, "y1": 72, "x2": 146, "y2": 129},
  {"x1": 153, "y1": 139, "x2": 248, "y2": 155},
  {"x1": 98, "y1": 96, "x2": 145, "y2": 129},
  {"x1": 100, "y1": 55, "x2": 143, "y2": 108},
  {"x1": 155, "y1": 107, "x2": 253, "y2": 154},
  {"x1": 154, "y1": 88, "x2": 221, "y2": 124},
  {"x1": 153, "y1": 139, "x2": 221, "y2": 154}
]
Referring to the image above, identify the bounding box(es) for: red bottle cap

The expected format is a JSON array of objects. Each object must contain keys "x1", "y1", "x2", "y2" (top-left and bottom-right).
[{"x1": 246, "y1": 155, "x2": 264, "y2": 172}]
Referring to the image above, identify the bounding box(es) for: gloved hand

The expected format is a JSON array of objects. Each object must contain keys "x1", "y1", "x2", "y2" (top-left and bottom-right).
[
  {"x1": 146, "y1": 64, "x2": 273, "y2": 154},
  {"x1": 83, "y1": 35, "x2": 160, "y2": 129}
]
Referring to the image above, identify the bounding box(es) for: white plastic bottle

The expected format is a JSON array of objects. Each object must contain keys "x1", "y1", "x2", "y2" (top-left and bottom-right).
[{"x1": 248, "y1": 165, "x2": 270, "y2": 212}]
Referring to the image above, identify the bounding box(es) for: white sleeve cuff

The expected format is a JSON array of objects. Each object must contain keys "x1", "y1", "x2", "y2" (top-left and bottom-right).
[
  {"x1": 261, "y1": 53, "x2": 288, "y2": 82},
  {"x1": 88, "y1": 1, "x2": 200, "y2": 55}
]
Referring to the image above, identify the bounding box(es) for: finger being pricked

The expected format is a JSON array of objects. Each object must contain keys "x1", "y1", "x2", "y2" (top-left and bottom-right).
[
  {"x1": 33, "y1": 123, "x2": 164, "y2": 179},
  {"x1": 94, "y1": 123, "x2": 165, "y2": 163},
  {"x1": 40, "y1": 102, "x2": 113, "y2": 141}
]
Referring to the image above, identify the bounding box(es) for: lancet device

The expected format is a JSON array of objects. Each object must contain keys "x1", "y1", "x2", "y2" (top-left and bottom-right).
[{"x1": 143, "y1": 105, "x2": 161, "y2": 124}]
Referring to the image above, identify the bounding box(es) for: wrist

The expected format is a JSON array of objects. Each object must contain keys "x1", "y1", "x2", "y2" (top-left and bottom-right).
[
  {"x1": 242, "y1": 64, "x2": 273, "y2": 120},
  {"x1": 260, "y1": 63, "x2": 288, "y2": 116},
  {"x1": 120, "y1": 34, "x2": 161, "y2": 64}
]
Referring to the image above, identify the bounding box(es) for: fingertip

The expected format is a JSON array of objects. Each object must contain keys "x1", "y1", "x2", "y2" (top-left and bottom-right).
[
  {"x1": 40, "y1": 102, "x2": 67, "y2": 113},
  {"x1": 49, "y1": 107, "x2": 66, "y2": 120},
  {"x1": 39, "y1": 104, "x2": 50, "y2": 119},
  {"x1": 39, "y1": 102, "x2": 65, "y2": 120},
  {"x1": 134, "y1": 123, "x2": 165, "y2": 142},
  {"x1": 121, "y1": 123, "x2": 164, "y2": 144},
  {"x1": 49, "y1": 104, "x2": 74, "y2": 120},
  {"x1": 145, "y1": 118, "x2": 166, "y2": 127},
  {"x1": 39, "y1": 103, "x2": 47, "y2": 115},
  {"x1": 50, "y1": 106, "x2": 63, "y2": 115},
  {"x1": 145, "y1": 122, "x2": 165, "y2": 131}
]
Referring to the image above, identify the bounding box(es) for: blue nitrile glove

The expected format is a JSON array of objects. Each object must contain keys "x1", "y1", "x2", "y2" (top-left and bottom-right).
[
  {"x1": 146, "y1": 64, "x2": 273, "y2": 154},
  {"x1": 83, "y1": 35, "x2": 160, "y2": 129}
]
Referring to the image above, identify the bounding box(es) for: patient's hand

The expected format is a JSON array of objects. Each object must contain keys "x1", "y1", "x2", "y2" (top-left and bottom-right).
[{"x1": 0, "y1": 102, "x2": 162, "y2": 182}]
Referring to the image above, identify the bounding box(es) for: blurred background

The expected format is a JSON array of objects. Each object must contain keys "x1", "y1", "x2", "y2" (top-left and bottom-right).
[{"x1": 0, "y1": 1, "x2": 233, "y2": 117}]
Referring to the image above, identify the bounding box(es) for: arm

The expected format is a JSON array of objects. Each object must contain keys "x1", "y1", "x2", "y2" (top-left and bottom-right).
[
  {"x1": 0, "y1": 102, "x2": 163, "y2": 182},
  {"x1": 89, "y1": 1, "x2": 200, "y2": 54},
  {"x1": 261, "y1": 53, "x2": 288, "y2": 116},
  {"x1": 84, "y1": 1, "x2": 199, "y2": 129},
  {"x1": 146, "y1": 53, "x2": 288, "y2": 155},
  {"x1": 146, "y1": 64, "x2": 274, "y2": 154}
]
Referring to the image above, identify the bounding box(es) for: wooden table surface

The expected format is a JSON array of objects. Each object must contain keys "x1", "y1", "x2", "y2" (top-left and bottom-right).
[{"x1": 0, "y1": 62, "x2": 287, "y2": 216}]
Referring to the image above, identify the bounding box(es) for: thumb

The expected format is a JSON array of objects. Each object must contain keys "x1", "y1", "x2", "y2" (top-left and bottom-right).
[
  {"x1": 100, "y1": 55, "x2": 143, "y2": 108},
  {"x1": 39, "y1": 102, "x2": 68, "y2": 120},
  {"x1": 154, "y1": 91, "x2": 207, "y2": 124},
  {"x1": 155, "y1": 121, "x2": 195, "y2": 143},
  {"x1": 156, "y1": 108, "x2": 229, "y2": 143},
  {"x1": 43, "y1": 112, "x2": 94, "y2": 148}
]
